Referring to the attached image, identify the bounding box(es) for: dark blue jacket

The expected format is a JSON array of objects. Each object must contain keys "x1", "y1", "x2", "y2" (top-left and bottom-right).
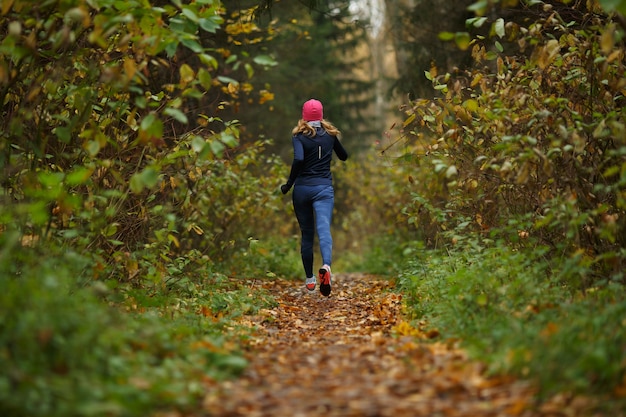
[{"x1": 286, "y1": 127, "x2": 348, "y2": 187}]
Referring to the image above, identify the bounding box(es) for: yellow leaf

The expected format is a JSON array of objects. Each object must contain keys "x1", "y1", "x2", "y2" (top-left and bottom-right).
[
  {"x1": 497, "y1": 56, "x2": 505, "y2": 74},
  {"x1": 402, "y1": 113, "x2": 416, "y2": 127},
  {"x1": 470, "y1": 73, "x2": 482, "y2": 87},
  {"x1": 259, "y1": 89, "x2": 274, "y2": 104},
  {"x1": 463, "y1": 99, "x2": 479, "y2": 112},
  {"x1": 126, "y1": 259, "x2": 139, "y2": 280},
  {"x1": 607, "y1": 49, "x2": 623, "y2": 63},
  {"x1": 2, "y1": 0, "x2": 14, "y2": 15},
  {"x1": 537, "y1": 39, "x2": 560, "y2": 69},
  {"x1": 227, "y1": 82, "x2": 239, "y2": 95},
  {"x1": 392, "y1": 320, "x2": 421, "y2": 337},
  {"x1": 429, "y1": 64, "x2": 438, "y2": 79},
  {"x1": 179, "y1": 64, "x2": 195, "y2": 84},
  {"x1": 168, "y1": 234, "x2": 180, "y2": 248},
  {"x1": 540, "y1": 322, "x2": 558, "y2": 338},
  {"x1": 455, "y1": 32, "x2": 471, "y2": 51},
  {"x1": 600, "y1": 25, "x2": 615, "y2": 55},
  {"x1": 472, "y1": 44, "x2": 486, "y2": 63},
  {"x1": 124, "y1": 57, "x2": 136, "y2": 81}
]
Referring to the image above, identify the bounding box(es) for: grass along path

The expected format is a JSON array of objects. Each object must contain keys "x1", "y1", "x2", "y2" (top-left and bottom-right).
[{"x1": 200, "y1": 273, "x2": 595, "y2": 417}]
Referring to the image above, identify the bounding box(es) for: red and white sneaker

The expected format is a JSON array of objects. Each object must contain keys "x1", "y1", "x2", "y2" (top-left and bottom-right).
[
  {"x1": 305, "y1": 276, "x2": 316, "y2": 291},
  {"x1": 319, "y1": 265, "x2": 331, "y2": 297}
]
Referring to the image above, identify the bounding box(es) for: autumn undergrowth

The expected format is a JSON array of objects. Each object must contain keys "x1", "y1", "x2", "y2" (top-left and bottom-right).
[
  {"x1": 399, "y1": 235, "x2": 626, "y2": 407},
  {"x1": 226, "y1": 235, "x2": 302, "y2": 279},
  {"x1": 0, "y1": 233, "x2": 276, "y2": 417}
]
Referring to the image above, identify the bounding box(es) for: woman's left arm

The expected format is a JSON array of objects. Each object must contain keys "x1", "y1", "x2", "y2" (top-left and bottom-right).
[{"x1": 281, "y1": 136, "x2": 305, "y2": 194}]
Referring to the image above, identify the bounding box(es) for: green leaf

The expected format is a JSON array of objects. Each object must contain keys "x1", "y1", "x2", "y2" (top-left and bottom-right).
[
  {"x1": 245, "y1": 63, "x2": 254, "y2": 79},
  {"x1": 191, "y1": 136, "x2": 206, "y2": 153},
  {"x1": 102, "y1": 223, "x2": 118, "y2": 237},
  {"x1": 494, "y1": 18, "x2": 505, "y2": 38},
  {"x1": 476, "y1": 293, "x2": 488, "y2": 307},
  {"x1": 598, "y1": 0, "x2": 621, "y2": 12},
  {"x1": 130, "y1": 167, "x2": 160, "y2": 193},
  {"x1": 29, "y1": 201, "x2": 50, "y2": 225},
  {"x1": 467, "y1": 17, "x2": 487, "y2": 28},
  {"x1": 141, "y1": 113, "x2": 157, "y2": 131},
  {"x1": 66, "y1": 167, "x2": 93, "y2": 186},
  {"x1": 486, "y1": 51, "x2": 498, "y2": 60},
  {"x1": 129, "y1": 174, "x2": 144, "y2": 193},
  {"x1": 455, "y1": 32, "x2": 471, "y2": 51},
  {"x1": 438, "y1": 31, "x2": 455, "y2": 41},
  {"x1": 220, "y1": 132, "x2": 238, "y2": 148},
  {"x1": 165, "y1": 41, "x2": 178, "y2": 58},
  {"x1": 141, "y1": 167, "x2": 160, "y2": 189},
  {"x1": 467, "y1": 0, "x2": 488, "y2": 15},
  {"x1": 253, "y1": 54, "x2": 277, "y2": 66},
  {"x1": 181, "y1": 38, "x2": 203, "y2": 53},
  {"x1": 54, "y1": 126, "x2": 72, "y2": 143},
  {"x1": 199, "y1": 15, "x2": 223, "y2": 33},
  {"x1": 164, "y1": 108, "x2": 189, "y2": 124},
  {"x1": 217, "y1": 76, "x2": 239, "y2": 85},
  {"x1": 182, "y1": 8, "x2": 199, "y2": 23},
  {"x1": 199, "y1": 54, "x2": 218, "y2": 69},
  {"x1": 85, "y1": 140, "x2": 101, "y2": 157},
  {"x1": 140, "y1": 113, "x2": 164, "y2": 141},
  {"x1": 38, "y1": 172, "x2": 65, "y2": 188},
  {"x1": 198, "y1": 68, "x2": 212, "y2": 89},
  {"x1": 210, "y1": 140, "x2": 226, "y2": 158},
  {"x1": 445, "y1": 165, "x2": 458, "y2": 179}
]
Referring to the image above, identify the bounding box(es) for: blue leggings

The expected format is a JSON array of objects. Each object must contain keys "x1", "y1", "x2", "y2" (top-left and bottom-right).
[{"x1": 292, "y1": 184, "x2": 334, "y2": 278}]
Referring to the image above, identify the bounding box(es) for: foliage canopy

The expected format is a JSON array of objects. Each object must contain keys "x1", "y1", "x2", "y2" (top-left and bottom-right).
[
  {"x1": 401, "y1": 0, "x2": 626, "y2": 285},
  {"x1": 0, "y1": 1, "x2": 285, "y2": 415}
]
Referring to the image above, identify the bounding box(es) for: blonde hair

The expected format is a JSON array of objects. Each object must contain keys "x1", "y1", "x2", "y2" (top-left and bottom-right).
[{"x1": 292, "y1": 119, "x2": 341, "y2": 138}]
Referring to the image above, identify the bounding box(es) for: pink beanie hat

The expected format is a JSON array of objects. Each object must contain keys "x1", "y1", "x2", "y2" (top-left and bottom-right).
[{"x1": 302, "y1": 99, "x2": 323, "y2": 121}]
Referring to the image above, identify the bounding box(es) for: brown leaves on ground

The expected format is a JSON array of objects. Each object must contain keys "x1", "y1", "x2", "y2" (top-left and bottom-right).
[{"x1": 200, "y1": 274, "x2": 598, "y2": 417}]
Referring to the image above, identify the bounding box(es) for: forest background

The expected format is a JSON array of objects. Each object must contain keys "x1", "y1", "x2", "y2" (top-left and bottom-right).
[{"x1": 2, "y1": 0, "x2": 626, "y2": 415}]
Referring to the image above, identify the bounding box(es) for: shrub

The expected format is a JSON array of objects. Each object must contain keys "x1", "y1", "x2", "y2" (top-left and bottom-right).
[
  {"x1": 399, "y1": 3, "x2": 626, "y2": 286},
  {"x1": 399, "y1": 239, "x2": 626, "y2": 399},
  {"x1": 0, "y1": 231, "x2": 273, "y2": 417}
]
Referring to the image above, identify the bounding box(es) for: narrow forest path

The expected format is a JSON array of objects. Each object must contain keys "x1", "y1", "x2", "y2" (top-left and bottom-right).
[{"x1": 200, "y1": 274, "x2": 577, "y2": 417}]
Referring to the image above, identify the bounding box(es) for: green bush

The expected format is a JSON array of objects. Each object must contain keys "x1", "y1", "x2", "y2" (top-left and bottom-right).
[
  {"x1": 0, "y1": 232, "x2": 273, "y2": 417},
  {"x1": 400, "y1": 4, "x2": 626, "y2": 286},
  {"x1": 394, "y1": 5, "x2": 626, "y2": 403},
  {"x1": 399, "y1": 239, "x2": 626, "y2": 400},
  {"x1": 227, "y1": 236, "x2": 302, "y2": 279}
]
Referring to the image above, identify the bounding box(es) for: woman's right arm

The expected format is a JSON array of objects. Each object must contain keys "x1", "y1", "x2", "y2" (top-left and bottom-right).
[{"x1": 333, "y1": 137, "x2": 348, "y2": 161}]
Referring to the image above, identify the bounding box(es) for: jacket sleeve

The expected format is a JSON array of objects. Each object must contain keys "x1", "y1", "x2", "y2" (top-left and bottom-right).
[
  {"x1": 333, "y1": 137, "x2": 349, "y2": 161},
  {"x1": 286, "y1": 136, "x2": 305, "y2": 186}
]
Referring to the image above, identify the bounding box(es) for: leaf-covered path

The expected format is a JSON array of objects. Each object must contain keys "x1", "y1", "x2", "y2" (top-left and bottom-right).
[{"x1": 200, "y1": 274, "x2": 578, "y2": 416}]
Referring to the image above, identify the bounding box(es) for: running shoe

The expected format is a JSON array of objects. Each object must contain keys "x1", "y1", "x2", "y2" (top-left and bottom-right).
[
  {"x1": 319, "y1": 265, "x2": 331, "y2": 296},
  {"x1": 305, "y1": 276, "x2": 316, "y2": 291}
]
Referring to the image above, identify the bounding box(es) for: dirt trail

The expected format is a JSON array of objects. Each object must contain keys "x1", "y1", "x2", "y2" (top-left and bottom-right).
[{"x1": 201, "y1": 273, "x2": 574, "y2": 417}]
